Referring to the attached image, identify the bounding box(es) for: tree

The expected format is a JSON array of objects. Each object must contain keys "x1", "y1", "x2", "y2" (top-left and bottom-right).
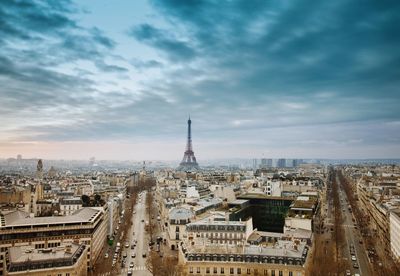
[
  {"x1": 146, "y1": 251, "x2": 182, "y2": 276},
  {"x1": 94, "y1": 194, "x2": 101, "y2": 206},
  {"x1": 81, "y1": 194, "x2": 90, "y2": 207}
]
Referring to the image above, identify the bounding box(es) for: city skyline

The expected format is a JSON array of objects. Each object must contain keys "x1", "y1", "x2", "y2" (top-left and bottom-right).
[{"x1": 1, "y1": 0, "x2": 400, "y2": 160}]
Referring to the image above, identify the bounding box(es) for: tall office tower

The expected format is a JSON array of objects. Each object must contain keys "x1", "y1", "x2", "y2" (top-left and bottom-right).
[
  {"x1": 277, "y1": 158, "x2": 286, "y2": 168},
  {"x1": 253, "y1": 158, "x2": 259, "y2": 169},
  {"x1": 178, "y1": 116, "x2": 199, "y2": 171},
  {"x1": 36, "y1": 159, "x2": 43, "y2": 179},
  {"x1": 261, "y1": 158, "x2": 273, "y2": 168}
]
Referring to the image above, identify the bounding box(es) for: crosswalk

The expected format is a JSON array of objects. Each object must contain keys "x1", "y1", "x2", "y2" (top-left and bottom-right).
[
  {"x1": 120, "y1": 266, "x2": 148, "y2": 273},
  {"x1": 131, "y1": 266, "x2": 147, "y2": 271}
]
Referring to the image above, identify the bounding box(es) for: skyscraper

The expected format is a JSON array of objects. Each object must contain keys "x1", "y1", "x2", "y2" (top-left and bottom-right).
[
  {"x1": 277, "y1": 158, "x2": 286, "y2": 168},
  {"x1": 178, "y1": 116, "x2": 199, "y2": 171},
  {"x1": 36, "y1": 159, "x2": 43, "y2": 179}
]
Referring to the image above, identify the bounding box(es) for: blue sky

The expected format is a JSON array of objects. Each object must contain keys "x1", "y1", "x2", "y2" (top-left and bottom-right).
[{"x1": 0, "y1": 0, "x2": 399, "y2": 160}]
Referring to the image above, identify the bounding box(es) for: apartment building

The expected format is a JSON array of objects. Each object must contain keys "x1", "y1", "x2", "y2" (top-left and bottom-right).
[
  {"x1": 186, "y1": 213, "x2": 253, "y2": 245},
  {"x1": 179, "y1": 239, "x2": 308, "y2": 276},
  {"x1": 6, "y1": 242, "x2": 87, "y2": 276},
  {"x1": 0, "y1": 207, "x2": 107, "y2": 274}
]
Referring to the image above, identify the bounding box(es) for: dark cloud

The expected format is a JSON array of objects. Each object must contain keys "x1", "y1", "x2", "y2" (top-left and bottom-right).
[
  {"x1": 128, "y1": 24, "x2": 196, "y2": 61},
  {"x1": 131, "y1": 58, "x2": 163, "y2": 69},
  {"x1": 95, "y1": 61, "x2": 129, "y2": 73}
]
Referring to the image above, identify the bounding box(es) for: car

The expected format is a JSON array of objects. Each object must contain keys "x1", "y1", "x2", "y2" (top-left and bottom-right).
[
  {"x1": 129, "y1": 262, "x2": 134, "y2": 269},
  {"x1": 351, "y1": 255, "x2": 357, "y2": 261},
  {"x1": 142, "y1": 252, "x2": 147, "y2": 258},
  {"x1": 104, "y1": 253, "x2": 109, "y2": 258},
  {"x1": 359, "y1": 240, "x2": 363, "y2": 244},
  {"x1": 345, "y1": 270, "x2": 351, "y2": 276},
  {"x1": 131, "y1": 253, "x2": 136, "y2": 258},
  {"x1": 149, "y1": 241, "x2": 155, "y2": 246},
  {"x1": 127, "y1": 269, "x2": 133, "y2": 276},
  {"x1": 116, "y1": 226, "x2": 119, "y2": 231},
  {"x1": 125, "y1": 242, "x2": 130, "y2": 248},
  {"x1": 141, "y1": 219, "x2": 144, "y2": 222},
  {"x1": 133, "y1": 211, "x2": 136, "y2": 214},
  {"x1": 353, "y1": 262, "x2": 359, "y2": 269},
  {"x1": 131, "y1": 244, "x2": 135, "y2": 249}
]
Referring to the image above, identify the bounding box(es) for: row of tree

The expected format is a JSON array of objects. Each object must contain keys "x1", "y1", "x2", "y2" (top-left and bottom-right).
[{"x1": 338, "y1": 170, "x2": 400, "y2": 275}]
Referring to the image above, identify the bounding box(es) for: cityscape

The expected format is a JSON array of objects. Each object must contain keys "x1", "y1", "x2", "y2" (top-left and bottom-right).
[{"x1": 1, "y1": 1, "x2": 400, "y2": 276}]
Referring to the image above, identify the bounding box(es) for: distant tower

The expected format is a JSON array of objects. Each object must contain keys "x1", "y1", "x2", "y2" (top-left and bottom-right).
[
  {"x1": 36, "y1": 159, "x2": 43, "y2": 179},
  {"x1": 178, "y1": 116, "x2": 199, "y2": 171}
]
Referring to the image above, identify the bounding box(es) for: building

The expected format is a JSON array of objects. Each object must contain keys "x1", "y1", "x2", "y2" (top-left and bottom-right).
[
  {"x1": 167, "y1": 207, "x2": 194, "y2": 250},
  {"x1": 261, "y1": 159, "x2": 273, "y2": 168},
  {"x1": 0, "y1": 207, "x2": 107, "y2": 271},
  {"x1": 6, "y1": 242, "x2": 87, "y2": 276},
  {"x1": 186, "y1": 213, "x2": 253, "y2": 245},
  {"x1": 179, "y1": 239, "x2": 309, "y2": 276},
  {"x1": 59, "y1": 197, "x2": 83, "y2": 216},
  {"x1": 277, "y1": 159, "x2": 286, "y2": 168},
  {"x1": 36, "y1": 159, "x2": 43, "y2": 180},
  {"x1": 390, "y1": 209, "x2": 400, "y2": 261}
]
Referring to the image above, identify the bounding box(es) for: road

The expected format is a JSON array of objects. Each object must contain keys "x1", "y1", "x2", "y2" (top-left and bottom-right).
[
  {"x1": 338, "y1": 176, "x2": 371, "y2": 276},
  {"x1": 120, "y1": 190, "x2": 151, "y2": 276}
]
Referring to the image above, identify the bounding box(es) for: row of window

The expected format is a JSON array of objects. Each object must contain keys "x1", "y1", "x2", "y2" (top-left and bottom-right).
[
  {"x1": 189, "y1": 267, "x2": 299, "y2": 276},
  {"x1": 187, "y1": 225, "x2": 245, "y2": 232}
]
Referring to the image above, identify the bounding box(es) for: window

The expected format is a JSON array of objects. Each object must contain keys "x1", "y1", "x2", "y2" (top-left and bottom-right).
[
  {"x1": 66, "y1": 274, "x2": 70, "y2": 276},
  {"x1": 264, "y1": 270, "x2": 268, "y2": 276},
  {"x1": 206, "y1": 267, "x2": 210, "y2": 274},
  {"x1": 230, "y1": 268, "x2": 234, "y2": 274},
  {"x1": 189, "y1": 267, "x2": 193, "y2": 274},
  {"x1": 279, "y1": 271, "x2": 283, "y2": 276},
  {"x1": 289, "y1": 272, "x2": 293, "y2": 276},
  {"x1": 221, "y1": 268, "x2": 224, "y2": 274},
  {"x1": 214, "y1": 267, "x2": 218, "y2": 274},
  {"x1": 197, "y1": 267, "x2": 201, "y2": 274},
  {"x1": 237, "y1": 268, "x2": 241, "y2": 274},
  {"x1": 247, "y1": 268, "x2": 251, "y2": 274},
  {"x1": 271, "y1": 271, "x2": 275, "y2": 276}
]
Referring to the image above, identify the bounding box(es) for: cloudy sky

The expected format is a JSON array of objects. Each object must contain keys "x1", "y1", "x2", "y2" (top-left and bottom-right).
[{"x1": 1, "y1": 0, "x2": 399, "y2": 160}]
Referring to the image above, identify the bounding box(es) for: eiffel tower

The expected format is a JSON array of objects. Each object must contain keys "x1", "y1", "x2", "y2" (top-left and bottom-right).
[{"x1": 178, "y1": 116, "x2": 199, "y2": 171}]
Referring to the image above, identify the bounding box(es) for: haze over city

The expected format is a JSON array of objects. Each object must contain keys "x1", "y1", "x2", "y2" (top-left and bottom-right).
[{"x1": 1, "y1": 0, "x2": 400, "y2": 160}]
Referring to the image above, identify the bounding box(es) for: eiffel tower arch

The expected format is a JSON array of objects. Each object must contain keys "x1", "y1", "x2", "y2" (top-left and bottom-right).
[{"x1": 178, "y1": 116, "x2": 200, "y2": 171}]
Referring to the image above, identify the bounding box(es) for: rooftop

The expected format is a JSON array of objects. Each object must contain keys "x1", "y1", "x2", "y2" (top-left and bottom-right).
[
  {"x1": 8, "y1": 243, "x2": 86, "y2": 272},
  {"x1": 0, "y1": 207, "x2": 102, "y2": 228},
  {"x1": 183, "y1": 239, "x2": 307, "y2": 260}
]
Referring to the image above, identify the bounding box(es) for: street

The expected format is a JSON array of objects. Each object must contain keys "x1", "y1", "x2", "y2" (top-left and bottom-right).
[
  {"x1": 121, "y1": 190, "x2": 152, "y2": 276},
  {"x1": 323, "y1": 174, "x2": 372, "y2": 276}
]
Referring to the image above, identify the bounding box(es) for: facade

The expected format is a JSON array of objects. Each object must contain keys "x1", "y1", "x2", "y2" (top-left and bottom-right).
[
  {"x1": 179, "y1": 240, "x2": 308, "y2": 276},
  {"x1": 186, "y1": 213, "x2": 253, "y2": 245},
  {"x1": 6, "y1": 243, "x2": 87, "y2": 276},
  {"x1": 59, "y1": 197, "x2": 82, "y2": 216},
  {"x1": 265, "y1": 180, "x2": 282, "y2": 197},
  {"x1": 168, "y1": 207, "x2": 194, "y2": 250},
  {"x1": 277, "y1": 159, "x2": 286, "y2": 168},
  {"x1": 390, "y1": 210, "x2": 400, "y2": 261},
  {"x1": 0, "y1": 207, "x2": 107, "y2": 271}
]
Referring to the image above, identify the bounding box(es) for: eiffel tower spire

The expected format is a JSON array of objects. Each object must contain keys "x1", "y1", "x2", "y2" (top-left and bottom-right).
[{"x1": 178, "y1": 116, "x2": 199, "y2": 171}]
